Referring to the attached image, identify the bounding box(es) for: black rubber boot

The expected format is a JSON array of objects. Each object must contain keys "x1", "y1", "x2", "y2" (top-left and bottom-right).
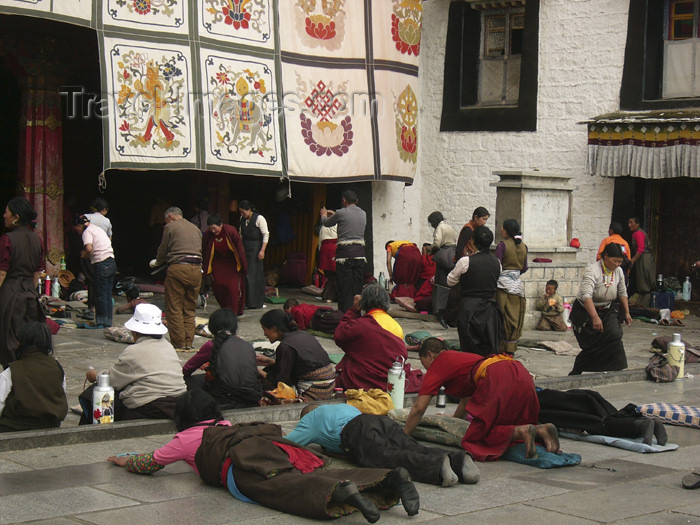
[
  {"x1": 383, "y1": 467, "x2": 420, "y2": 516},
  {"x1": 331, "y1": 481, "x2": 380, "y2": 523}
]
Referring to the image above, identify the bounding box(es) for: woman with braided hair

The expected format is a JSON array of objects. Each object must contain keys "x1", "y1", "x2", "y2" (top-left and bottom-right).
[
  {"x1": 257, "y1": 309, "x2": 335, "y2": 400},
  {"x1": 184, "y1": 308, "x2": 261, "y2": 409}
]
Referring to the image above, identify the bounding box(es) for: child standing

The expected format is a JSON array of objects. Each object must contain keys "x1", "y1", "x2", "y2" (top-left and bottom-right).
[{"x1": 535, "y1": 280, "x2": 567, "y2": 332}]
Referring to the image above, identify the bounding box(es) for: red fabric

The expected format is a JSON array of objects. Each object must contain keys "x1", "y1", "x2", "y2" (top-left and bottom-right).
[
  {"x1": 419, "y1": 350, "x2": 483, "y2": 397},
  {"x1": 272, "y1": 441, "x2": 324, "y2": 473},
  {"x1": 391, "y1": 244, "x2": 422, "y2": 286},
  {"x1": 202, "y1": 224, "x2": 247, "y2": 315},
  {"x1": 414, "y1": 277, "x2": 433, "y2": 304},
  {"x1": 290, "y1": 304, "x2": 328, "y2": 330},
  {"x1": 318, "y1": 238, "x2": 337, "y2": 272},
  {"x1": 18, "y1": 90, "x2": 63, "y2": 271},
  {"x1": 419, "y1": 253, "x2": 435, "y2": 281},
  {"x1": 420, "y1": 351, "x2": 539, "y2": 461},
  {"x1": 183, "y1": 340, "x2": 213, "y2": 377},
  {"x1": 390, "y1": 283, "x2": 415, "y2": 300},
  {"x1": 46, "y1": 317, "x2": 60, "y2": 335},
  {"x1": 334, "y1": 307, "x2": 407, "y2": 390}
]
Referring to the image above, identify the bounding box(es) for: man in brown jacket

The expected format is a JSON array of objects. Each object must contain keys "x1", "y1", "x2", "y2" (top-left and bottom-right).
[{"x1": 151, "y1": 207, "x2": 202, "y2": 350}]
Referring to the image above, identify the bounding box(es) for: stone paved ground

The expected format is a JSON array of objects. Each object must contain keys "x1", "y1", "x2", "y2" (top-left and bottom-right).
[{"x1": 1, "y1": 289, "x2": 699, "y2": 524}]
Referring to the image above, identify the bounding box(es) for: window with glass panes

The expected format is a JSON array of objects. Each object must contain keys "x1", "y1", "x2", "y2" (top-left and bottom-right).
[
  {"x1": 479, "y1": 7, "x2": 525, "y2": 105},
  {"x1": 668, "y1": 0, "x2": 698, "y2": 39},
  {"x1": 663, "y1": 0, "x2": 700, "y2": 98}
]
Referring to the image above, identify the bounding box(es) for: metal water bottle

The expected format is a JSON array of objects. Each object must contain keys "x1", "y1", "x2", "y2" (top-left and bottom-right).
[
  {"x1": 387, "y1": 356, "x2": 406, "y2": 410},
  {"x1": 92, "y1": 373, "x2": 115, "y2": 424},
  {"x1": 43, "y1": 275, "x2": 51, "y2": 296},
  {"x1": 667, "y1": 333, "x2": 685, "y2": 380},
  {"x1": 51, "y1": 277, "x2": 61, "y2": 298}
]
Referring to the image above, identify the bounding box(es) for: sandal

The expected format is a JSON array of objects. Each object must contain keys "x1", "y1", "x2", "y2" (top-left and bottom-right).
[
  {"x1": 671, "y1": 319, "x2": 685, "y2": 326},
  {"x1": 682, "y1": 471, "x2": 700, "y2": 489}
]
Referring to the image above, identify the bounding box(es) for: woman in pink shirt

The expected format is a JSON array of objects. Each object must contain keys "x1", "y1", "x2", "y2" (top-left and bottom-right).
[
  {"x1": 108, "y1": 389, "x2": 230, "y2": 475},
  {"x1": 627, "y1": 216, "x2": 656, "y2": 306}
]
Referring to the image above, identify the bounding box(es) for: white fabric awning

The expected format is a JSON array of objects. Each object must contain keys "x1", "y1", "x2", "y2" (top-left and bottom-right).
[{"x1": 584, "y1": 111, "x2": 700, "y2": 179}]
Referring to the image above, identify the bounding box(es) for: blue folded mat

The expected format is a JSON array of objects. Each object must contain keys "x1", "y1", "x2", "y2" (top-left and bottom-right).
[{"x1": 501, "y1": 443, "x2": 581, "y2": 468}]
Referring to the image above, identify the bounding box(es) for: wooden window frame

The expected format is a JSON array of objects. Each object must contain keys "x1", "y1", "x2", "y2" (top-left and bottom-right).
[{"x1": 440, "y1": 0, "x2": 539, "y2": 132}]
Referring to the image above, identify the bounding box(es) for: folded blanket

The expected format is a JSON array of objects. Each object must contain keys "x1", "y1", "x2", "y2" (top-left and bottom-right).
[
  {"x1": 559, "y1": 431, "x2": 678, "y2": 453},
  {"x1": 388, "y1": 408, "x2": 470, "y2": 447}
]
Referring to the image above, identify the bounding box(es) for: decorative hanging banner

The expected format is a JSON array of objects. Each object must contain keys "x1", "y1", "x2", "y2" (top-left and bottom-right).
[
  {"x1": 0, "y1": 0, "x2": 421, "y2": 183},
  {"x1": 585, "y1": 112, "x2": 700, "y2": 180}
]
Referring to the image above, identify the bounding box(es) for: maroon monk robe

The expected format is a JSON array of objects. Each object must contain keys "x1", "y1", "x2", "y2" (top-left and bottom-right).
[
  {"x1": 419, "y1": 351, "x2": 539, "y2": 461},
  {"x1": 202, "y1": 224, "x2": 248, "y2": 315},
  {"x1": 334, "y1": 307, "x2": 407, "y2": 390}
]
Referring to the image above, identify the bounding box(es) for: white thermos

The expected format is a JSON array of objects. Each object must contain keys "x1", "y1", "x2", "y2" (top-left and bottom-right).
[
  {"x1": 387, "y1": 356, "x2": 406, "y2": 410},
  {"x1": 92, "y1": 373, "x2": 115, "y2": 424},
  {"x1": 667, "y1": 333, "x2": 685, "y2": 380}
]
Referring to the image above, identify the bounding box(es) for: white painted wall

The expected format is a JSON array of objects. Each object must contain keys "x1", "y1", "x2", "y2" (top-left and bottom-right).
[{"x1": 371, "y1": 0, "x2": 632, "y2": 274}]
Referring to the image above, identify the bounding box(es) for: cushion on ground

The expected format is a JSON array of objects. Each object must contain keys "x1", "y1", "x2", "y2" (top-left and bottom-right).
[{"x1": 637, "y1": 403, "x2": 700, "y2": 428}]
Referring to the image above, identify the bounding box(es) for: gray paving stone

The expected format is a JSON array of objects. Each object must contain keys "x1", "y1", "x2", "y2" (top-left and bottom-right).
[
  {"x1": 514, "y1": 459, "x2": 676, "y2": 491},
  {"x1": 0, "y1": 487, "x2": 138, "y2": 524},
  {"x1": 610, "y1": 510, "x2": 700, "y2": 524},
  {"x1": 420, "y1": 503, "x2": 599, "y2": 524},
  {"x1": 620, "y1": 443, "x2": 700, "y2": 469},
  {"x1": 0, "y1": 463, "x2": 125, "y2": 496},
  {"x1": 94, "y1": 472, "x2": 216, "y2": 503},
  {"x1": 75, "y1": 494, "x2": 278, "y2": 525},
  {"x1": 417, "y1": 476, "x2": 571, "y2": 516},
  {"x1": 530, "y1": 479, "x2": 700, "y2": 522},
  {"x1": 0, "y1": 438, "x2": 171, "y2": 469},
  {"x1": 14, "y1": 518, "x2": 84, "y2": 525},
  {"x1": 0, "y1": 459, "x2": 30, "y2": 474}
]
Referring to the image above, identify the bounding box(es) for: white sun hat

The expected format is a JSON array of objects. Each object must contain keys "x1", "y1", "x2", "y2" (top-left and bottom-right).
[{"x1": 124, "y1": 303, "x2": 168, "y2": 335}]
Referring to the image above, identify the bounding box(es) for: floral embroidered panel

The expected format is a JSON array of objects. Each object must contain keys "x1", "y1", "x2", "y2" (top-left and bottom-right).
[
  {"x1": 0, "y1": 0, "x2": 422, "y2": 183},
  {"x1": 200, "y1": 49, "x2": 282, "y2": 174},
  {"x1": 102, "y1": 36, "x2": 196, "y2": 167}
]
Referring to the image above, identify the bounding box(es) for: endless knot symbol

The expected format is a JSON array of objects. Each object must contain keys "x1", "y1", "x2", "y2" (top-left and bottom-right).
[{"x1": 304, "y1": 81, "x2": 341, "y2": 121}]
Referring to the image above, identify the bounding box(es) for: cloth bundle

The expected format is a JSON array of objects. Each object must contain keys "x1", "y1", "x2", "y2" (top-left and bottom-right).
[{"x1": 345, "y1": 389, "x2": 394, "y2": 415}]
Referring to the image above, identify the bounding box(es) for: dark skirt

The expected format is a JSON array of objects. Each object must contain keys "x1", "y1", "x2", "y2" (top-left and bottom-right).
[
  {"x1": 243, "y1": 239, "x2": 265, "y2": 309},
  {"x1": 0, "y1": 277, "x2": 45, "y2": 367},
  {"x1": 456, "y1": 296, "x2": 504, "y2": 356},
  {"x1": 569, "y1": 303, "x2": 627, "y2": 375}
]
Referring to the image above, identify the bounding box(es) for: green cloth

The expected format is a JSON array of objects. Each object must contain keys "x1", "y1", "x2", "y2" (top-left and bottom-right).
[
  {"x1": 405, "y1": 330, "x2": 432, "y2": 345},
  {"x1": 265, "y1": 296, "x2": 287, "y2": 304},
  {"x1": 327, "y1": 353, "x2": 343, "y2": 364}
]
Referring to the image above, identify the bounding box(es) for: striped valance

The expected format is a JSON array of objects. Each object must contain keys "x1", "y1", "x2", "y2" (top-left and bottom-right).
[{"x1": 585, "y1": 112, "x2": 700, "y2": 179}]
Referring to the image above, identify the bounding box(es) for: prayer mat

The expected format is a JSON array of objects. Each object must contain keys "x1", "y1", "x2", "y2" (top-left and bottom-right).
[
  {"x1": 388, "y1": 408, "x2": 469, "y2": 447},
  {"x1": 501, "y1": 444, "x2": 581, "y2": 468},
  {"x1": 103, "y1": 326, "x2": 135, "y2": 344},
  {"x1": 637, "y1": 403, "x2": 700, "y2": 428},
  {"x1": 306, "y1": 329, "x2": 335, "y2": 340},
  {"x1": 559, "y1": 432, "x2": 678, "y2": 453}
]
